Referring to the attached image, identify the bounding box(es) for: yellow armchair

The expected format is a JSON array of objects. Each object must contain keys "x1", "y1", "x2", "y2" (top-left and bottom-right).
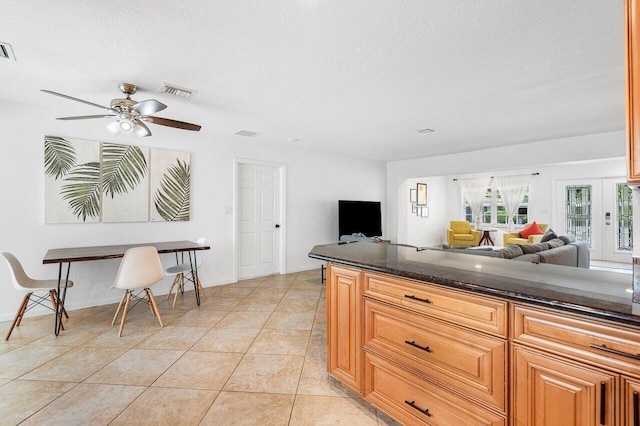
[
  {"x1": 447, "y1": 221, "x2": 482, "y2": 247},
  {"x1": 503, "y1": 223, "x2": 548, "y2": 246}
]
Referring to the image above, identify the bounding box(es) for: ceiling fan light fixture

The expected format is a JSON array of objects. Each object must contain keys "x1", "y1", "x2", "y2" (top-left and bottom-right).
[
  {"x1": 117, "y1": 118, "x2": 134, "y2": 133},
  {"x1": 134, "y1": 123, "x2": 150, "y2": 137},
  {"x1": 106, "y1": 121, "x2": 120, "y2": 134}
]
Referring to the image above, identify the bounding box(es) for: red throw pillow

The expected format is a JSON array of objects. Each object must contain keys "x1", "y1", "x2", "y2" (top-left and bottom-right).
[{"x1": 519, "y1": 222, "x2": 544, "y2": 239}]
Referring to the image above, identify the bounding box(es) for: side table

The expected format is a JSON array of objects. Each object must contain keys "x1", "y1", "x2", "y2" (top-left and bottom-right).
[{"x1": 478, "y1": 228, "x2": 498, "y2": 246}]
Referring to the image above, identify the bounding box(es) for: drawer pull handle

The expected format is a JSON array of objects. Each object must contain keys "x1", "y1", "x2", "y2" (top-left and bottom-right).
[
  {"x1": 405, "y1": 340, "x2": 431, "y2": 353},
  {"x1": 600, "y1": 382, "x2": 606, "y2": 425},
  {"x1": 404, "y1": 400, "x2": 432, "y2": 417},
  {"x1": 634, "y1": 391, "x2": 639, "y2": 426},
  {"x1": 590, "y1": 343, "x2": 640, "y2": 360},
  {"x1": 404, "y1": 294, "x2": 431, "y2": 304}
]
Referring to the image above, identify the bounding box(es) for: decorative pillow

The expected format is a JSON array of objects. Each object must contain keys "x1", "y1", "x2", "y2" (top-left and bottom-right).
[
  {"x1": 519, "y1": 222, "x2": 544, "y2": 239},
  {"x1": 559, "y1": 235, "x2": 576, "y2": 244},
  {"x1": 496, "y1": 245, "x2": 524, "y2": 259},
  {"x1": 518, "y1": 242, "x2": 549, "y2": 254},
  {"x1": 545, "y1": 239, "x2": 564, "y2": 248},
  {"x1": 540, "y1": 228, "x2": 558, "y2": 242}
]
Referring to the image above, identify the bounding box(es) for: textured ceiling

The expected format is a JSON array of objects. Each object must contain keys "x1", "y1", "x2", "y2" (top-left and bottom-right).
[{"x1": 1, "y1": 0, "x2": 625, "y2": 161}]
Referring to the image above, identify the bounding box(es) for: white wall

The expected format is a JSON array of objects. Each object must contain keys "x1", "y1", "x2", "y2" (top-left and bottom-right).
[
  {"x1": 0, "y1": 99, "x2": 385, "y2": 320},
  {"x1": 387, "y1": 130, "x2": 627, "y2": 245}
]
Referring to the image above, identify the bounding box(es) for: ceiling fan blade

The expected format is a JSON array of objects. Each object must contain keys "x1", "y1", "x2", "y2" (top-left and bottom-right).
[
  {"x1": 142, "y1": 116, "x2": 202, "y2": 131},
  {"x1": 41, "y1": 89, "x2": 113, "y2": 111},
  {"x1": 131, "y1": 99, "x2": 167, "y2": 116},
  {"x1": 56, "y1": 114, "x2": 117, "y2": 120},
  {"x1": 134, "y1": 120, "x2": 152, "y2": 137}
]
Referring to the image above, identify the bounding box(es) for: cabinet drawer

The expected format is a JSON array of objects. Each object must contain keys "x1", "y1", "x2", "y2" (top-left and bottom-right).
[
  {"x1": 513, "y1": 304, "x2": 640, "y2": 376},
  {"x1": 364, "y1": 351, "x2": 505, "y2": 426},
  {"x1": 364, "y1": 272, "x2": 507, "y2": 337},
  {"x1": 364, "y1": 298, "x2": 506, "y2": 411}
]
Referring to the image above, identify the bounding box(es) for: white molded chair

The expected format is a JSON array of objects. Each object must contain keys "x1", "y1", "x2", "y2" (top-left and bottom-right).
[
  {"x1": 1, "y1": 252, "x2": 73, "y2": 341},
  {"x1": 111, "y1": 246, "x2": 165, "y2": 337},
  {"x1": 165, "y1": 237, "x2": 208, "y2": 306}
]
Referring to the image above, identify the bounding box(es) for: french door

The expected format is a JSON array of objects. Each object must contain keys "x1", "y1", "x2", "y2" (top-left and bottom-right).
[
  {"x1": 237, "y1": 162, "x2": 284, "y2": 279},
  {"x1": 555, "y1": 177, "x2": 632, "y2": 263}
]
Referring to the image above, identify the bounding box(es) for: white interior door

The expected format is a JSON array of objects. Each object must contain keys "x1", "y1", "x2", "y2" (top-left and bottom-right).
[
  {"x1": 555, "y1": 177, "x2": 632, "y2": 263},
  {"x1": 603, "y1": 177, "x2": 633, "y2": 264},
  {"x1": 238, "y1": 163, "x2": 281, "y2": 279}
]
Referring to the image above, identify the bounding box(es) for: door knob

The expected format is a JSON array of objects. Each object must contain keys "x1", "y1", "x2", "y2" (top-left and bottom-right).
[{"x1": 275, "y1": 224, "x2": 280, "y2": 228}]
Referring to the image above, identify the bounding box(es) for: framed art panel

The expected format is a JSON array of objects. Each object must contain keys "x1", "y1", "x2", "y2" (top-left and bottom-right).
[
  {"x1": 410, "y1": 188, "x2": 417, "y2": 203},
  {"x1": 150, "y1": 149, "x2": 191, "y2": 222},
  {"x1": 102, "y1": 143, "x2": 150, "y2": 223},
  {"x1": 45, "y1": 136, "x2": 101, "y2": 223},
  {"x1": 417, "y1": 183, "x2": 427, "y2": 206}
]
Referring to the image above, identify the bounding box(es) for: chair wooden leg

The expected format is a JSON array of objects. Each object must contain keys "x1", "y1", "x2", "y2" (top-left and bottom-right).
[
  {"x1": 145, "y1": 290, "x2": 156, "y2": 317},
  {"x1": 51, "y1": 290, "x2": 69, "y2": 319},
  {"x1": 112, "y1": 292, "x2": 127, "y2": 326},
  {"x1": 167, "y1": 275, "x2": 179, "y2": 300},
  {"x1": 15, "y1": 293, "x2": 31, "y2": 327},
  {"x1": 118, "y1": 292, "x2": 132, "y2": 337},
  {"x1": 48, "y1": 291, "x2": 66, "y2": 331},
  {"x1": 147, "y1": 289, "x2": 164, "y2": 328},
  {"x1": 172, "y1": 274, "x2": 182, "y2": 307},
  {"x1": 5, "y1": 293, "x2": 30, "y2": 341}
]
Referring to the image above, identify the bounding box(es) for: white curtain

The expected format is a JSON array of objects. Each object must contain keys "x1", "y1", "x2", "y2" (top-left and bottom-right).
[
  {"x1": 493, "y1": 174, "x2": 531, "y2": 231},
  {"x1": 456, "y1": 177, "x2": 491, "y2": 230}
]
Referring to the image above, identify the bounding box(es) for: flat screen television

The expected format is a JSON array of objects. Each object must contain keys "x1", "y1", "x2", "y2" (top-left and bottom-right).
[{"x1": 338, "y1": 200, "x2": 382, "y2": 238}]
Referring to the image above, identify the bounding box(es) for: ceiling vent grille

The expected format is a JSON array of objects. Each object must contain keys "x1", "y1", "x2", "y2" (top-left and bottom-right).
[
  {"x1": 158, "y1": 83, "x2": 194, "y2": 99},
  {"x1": 416, "y1": 128, "x2": 435, "y2": 135},
  {"x1": 0, "y1": 42, "x2": 16, "y2": 60}
]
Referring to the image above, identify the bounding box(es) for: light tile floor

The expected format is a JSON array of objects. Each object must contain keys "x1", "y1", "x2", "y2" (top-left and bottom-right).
[{"x1": 0, "y1": 270, "x2": 397, "y2": 425}]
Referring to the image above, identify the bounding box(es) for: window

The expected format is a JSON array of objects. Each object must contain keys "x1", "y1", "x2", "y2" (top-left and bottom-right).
[{"x1": 464, "y1": 186, "x2": 529, "y2": 226}]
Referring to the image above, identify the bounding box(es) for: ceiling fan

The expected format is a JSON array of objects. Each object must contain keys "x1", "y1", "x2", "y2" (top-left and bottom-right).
[{"x1": 41, "y1": 83, "x2": 202, "y2": 137}]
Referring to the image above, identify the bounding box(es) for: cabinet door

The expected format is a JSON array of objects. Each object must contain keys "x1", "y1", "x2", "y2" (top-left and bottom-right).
[
  {"x1": 627, "y1": 0, "x2": 640, "y2": 182},
  {"x1": 513, "y1": 346, "x2": 617, "y2": 426},
  {"x1": 326, "y1": 263, "x2": 363, "y2": 393},
  {"x1": 623, "y1": 378, "x2": 640, "y2": 426}
]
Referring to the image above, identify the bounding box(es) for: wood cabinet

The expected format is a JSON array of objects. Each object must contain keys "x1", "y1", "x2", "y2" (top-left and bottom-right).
[
  {"x1": 512, "y1": 346, "x2": 616, "y2": 426},
  {"x1": 326, "y1": 263, "x2": 363, "y2": 393},
  {"x1": 627, "y1": 0, "x2": 640, "y2": 182},
  {"x1": 362, "y1": 270, "x2": 509, "y2": 422},
  {"x1": 512, "y1": 303, "x2": 640, "y2": 426},
  {"x1": 623, "y1": 378, "x2": 640, "y2": 425},
  {"x1": 324, "y1": 263, "x2": 640, "y2": 424}
]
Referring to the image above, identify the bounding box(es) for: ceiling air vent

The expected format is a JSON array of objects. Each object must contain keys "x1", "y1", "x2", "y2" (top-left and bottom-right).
[
  {"x1": 0, "y1": 42, "x2": 16, "y2": 60},
  {"x1": 416, "y1": 128, "x2": 435, "y2": 135},
  {"x1": 158, "y1": 83, "x2": 195, "y2": 99},
  {"x1": 234, "y1": 130, "x2": 261, "y2": 137}
]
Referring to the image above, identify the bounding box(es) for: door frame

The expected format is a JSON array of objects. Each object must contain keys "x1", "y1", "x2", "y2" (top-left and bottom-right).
[
  {"x1": 233, "y1": 158, "x2": 287, "y2": 282},
  {"x1": 553, "y1": 176, "x2": 631, "y2": 263}
]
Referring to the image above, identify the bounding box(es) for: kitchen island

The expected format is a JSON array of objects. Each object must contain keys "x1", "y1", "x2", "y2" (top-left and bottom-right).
[{"x1": 309, "y1": 242, "x2": 639, "y2": 425}]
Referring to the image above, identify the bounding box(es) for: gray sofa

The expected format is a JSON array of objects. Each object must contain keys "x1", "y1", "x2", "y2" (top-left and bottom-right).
[{"x1": 443, "y1": 235, "x2": 590, "y2": 268}]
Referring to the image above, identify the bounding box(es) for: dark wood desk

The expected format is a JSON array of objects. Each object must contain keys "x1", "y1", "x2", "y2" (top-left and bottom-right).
[{"x1": 43, "y1": 240, "x2": 211, "y2": 335}]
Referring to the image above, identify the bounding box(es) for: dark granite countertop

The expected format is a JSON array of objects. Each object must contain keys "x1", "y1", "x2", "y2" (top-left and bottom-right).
[{"x1": 309, "y1": 242, "x2": 640, "y2": 327}]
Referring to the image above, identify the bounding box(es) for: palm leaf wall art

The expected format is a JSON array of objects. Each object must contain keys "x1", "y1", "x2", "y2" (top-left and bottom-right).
[
  {"x1": 60, "y1": 162, "x2": 102, "y2": 221},
  {"x1": 101, "y1": 143, "x2": 148, "y2": 198},
  {"x1": 45, "y1": 137, "x2": 101, "y2": 223},
  {"x1": 45, "y1": 136, "x2": 190, "y2": 223},
  {"x1": 44, "y1": 135, "x2": 76, "y2": 180},
  {"x1": 153, "y1": 159, "x2": 190, "y2": 221},
  {"x1": 101, "y1": 143, "x2": 149, "y2": 223}
]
